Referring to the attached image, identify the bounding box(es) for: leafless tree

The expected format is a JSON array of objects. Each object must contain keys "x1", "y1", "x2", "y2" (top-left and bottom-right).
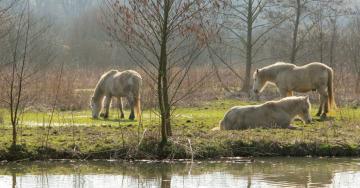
[
  {"x1": 61, "y1": 0, "x2": 93, "y2": 17},
  {"x1": 347, "y1": 9, "x2": 360, "y2": 94},
  {"x1": 0, "y1": 0, "x2": 54, "y2": 146},
  {"x1": 104, "y1": 0, "x2": 221, "y2": 143},
  {"x1": 308, "y1": 0, "x2": 346, "y2": 66},
  {"x1": 270, "y1": 0, "x2": 321, "y2": 64},
  {"x1": 2, "y1": 0, "x2": 31, "y2": 146},
  {"x1": 0, "y1": 0, "x2": 16, "y2": 40},
  {"x1": 209, "y1": 0, "x2": 285, "y2": 93}
]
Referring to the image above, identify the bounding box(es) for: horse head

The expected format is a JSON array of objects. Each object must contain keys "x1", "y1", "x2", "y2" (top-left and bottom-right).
[
  {"x1": 298, "y1": 96, "x2": 312, "y2": 124},
  {"x1": 252, "y1": 69, "x2": 267, "y2": 94},
  {"x1": 90, "y1": 96, "x2": 101, "y2": 118}
]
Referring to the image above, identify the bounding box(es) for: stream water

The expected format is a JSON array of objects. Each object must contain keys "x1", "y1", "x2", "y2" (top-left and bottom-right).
[{"x1": 0, "y1": 157, "x2": 359, "y2": 187}]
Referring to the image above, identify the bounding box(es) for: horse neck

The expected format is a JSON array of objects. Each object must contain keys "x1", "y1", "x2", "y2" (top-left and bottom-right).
[
  {"x1": 93, "y1": 83, "x2": 104, "y2": 103},
  {"x1": 278, "y1": 100, "x2": 301, "y2": 118},
  {"x1": 262, "y1": 68, "x2": 277, "y2": 82},
  {"x1": 263, "y1": 65, "x2": 293, "y2": 82}
]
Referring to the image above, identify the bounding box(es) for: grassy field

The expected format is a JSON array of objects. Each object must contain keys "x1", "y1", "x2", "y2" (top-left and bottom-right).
[{"x1": 0, "y1": 99, "x2": 359, "y2": 161}]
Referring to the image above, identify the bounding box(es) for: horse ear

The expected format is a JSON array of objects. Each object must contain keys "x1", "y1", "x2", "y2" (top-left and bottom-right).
[{"x1": 256, "y1": 69, "x2": 259, "y2": 73}]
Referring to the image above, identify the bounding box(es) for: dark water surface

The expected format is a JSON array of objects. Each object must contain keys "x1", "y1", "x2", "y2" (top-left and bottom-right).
[{"x1": 0, "y1": 158, "x2": 359, "y2": 188}]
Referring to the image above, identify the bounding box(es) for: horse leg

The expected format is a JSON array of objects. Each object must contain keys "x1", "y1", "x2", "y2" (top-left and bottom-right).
[
  {"x1": 323, "y1": 94, "x2": 329, "y2": 119},
  {"x1": 316, "y1": 95, "x2": 323, "y2": 117},
  {"x1": 279, "y1": 89, "x2": 288, "y2": 98},
  {"x1": 101, "y1": 95, "x2": 112, "y2": 119},
  {"x1": 287, "y1": 91, "x2": 293, "y2": 96},
  {"x1": 317, "y1": 87, "x2": 328, "y2": 119},
  {"x1": 127, "y1": 96, "x2": 135, "y2": 120},
  {"x1": 117, "y1": 97, "x2": 125, "y2": 119},
  {"x1": 277, "y1": 118, "x2": 291, "y2": 129}
]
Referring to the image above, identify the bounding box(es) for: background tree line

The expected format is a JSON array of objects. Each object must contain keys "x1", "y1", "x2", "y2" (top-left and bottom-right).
[{"x1": 0, "y1": 0, "x2": 359, "y2": 145}]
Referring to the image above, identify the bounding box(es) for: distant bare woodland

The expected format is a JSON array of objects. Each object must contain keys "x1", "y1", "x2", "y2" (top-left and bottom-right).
[{"x1": 0, "y1": 0, "x2": 358, "y2": 111}]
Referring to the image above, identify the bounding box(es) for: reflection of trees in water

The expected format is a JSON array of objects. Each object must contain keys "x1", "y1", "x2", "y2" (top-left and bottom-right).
[
  {"x1": 2, "y1": 158, "x2": 360, "y2": 187},
  {"x1": 247, "y1": 175, "x2": 251, "y2": 188},
  {"x1": 161, "y1": 172, "x2": 171, "y2": 188},
  {"x1": 11, "y1": 172, "x2": 16, "y2": 188},
  {"x1": 72, "y1": 172, "x2": 86, "y2": 188}
]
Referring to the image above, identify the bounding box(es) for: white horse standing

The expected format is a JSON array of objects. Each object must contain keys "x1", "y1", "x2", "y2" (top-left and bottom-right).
[
  {"x1": 219, "y1": 96, "x2": 312, "y2": 130},
  {"x1": 252, "y1": 62, "x2": 336, "y2": 118},
  {"x1": 91, "y1": 70, "x2": 142, "y2": 121}
]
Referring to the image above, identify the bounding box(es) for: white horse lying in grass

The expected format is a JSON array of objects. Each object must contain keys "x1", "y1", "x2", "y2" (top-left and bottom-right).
[
  {"x1": 253, "y1": 62, "x2": 336, "y2": 118},
  {"x1": 90, "y1": 70, "x2": 142, "y2": 121},
  {"x1": 218, "y1": 96, "x2": 312, "y2": 130}
]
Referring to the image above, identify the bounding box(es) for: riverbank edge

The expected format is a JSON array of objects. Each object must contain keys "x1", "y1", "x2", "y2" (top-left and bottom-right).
[{"x1": 1, "y1": 138, "x2": 359, "y2": 161}]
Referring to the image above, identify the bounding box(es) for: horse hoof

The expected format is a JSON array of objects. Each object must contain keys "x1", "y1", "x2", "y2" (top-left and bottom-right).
[
  {"x1": 100, "y1": 113, "x2": 105, "y2": 117},
  {"x1": 120, "y1": 114, "x2": 125, "y2": 119},
  {"x1": 315, "y1": 113, "x2": 321, "y2": 117},
  {"x1": 320, "y1": 114, "x2": 327, "y2": 120}
]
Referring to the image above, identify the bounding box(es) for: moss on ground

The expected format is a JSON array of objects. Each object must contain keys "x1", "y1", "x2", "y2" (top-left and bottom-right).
[{"x1": 0, "y1": 99, "x2": 359, "y2": 161}]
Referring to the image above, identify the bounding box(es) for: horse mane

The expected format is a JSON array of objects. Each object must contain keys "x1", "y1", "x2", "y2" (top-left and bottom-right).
[
  {"x1": 258, "y1": 62, "x2": 296, "y2": 81},
  {"x1": 263, "y1": 96, "x2": 307, "y2": 109},
  {"x1": 261, "y1": 62, "x2": 295, "y2": 72},
  {"x1": 92, "y1": 70, "x2": 118, "y2": 100}
]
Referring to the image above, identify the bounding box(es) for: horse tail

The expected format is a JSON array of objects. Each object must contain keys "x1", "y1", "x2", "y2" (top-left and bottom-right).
[
  {"x1": 327, "y1": 68, "x2": 337, "y2": 109},
  {"x1": 134, "y1": 94, "x2": 142, "y2": 124},
  {"x1": 134, "y1": 75, "x2": 142, "y2": 124}
]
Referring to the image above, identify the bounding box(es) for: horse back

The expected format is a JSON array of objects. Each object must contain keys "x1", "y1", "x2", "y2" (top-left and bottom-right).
[
  {"x1": 282, "y1": 62, "x2": 331, "y2": 92},
  {"x1": 224, "y1": 104, "x2": 279, "y2": 129},
  {"x1": 109, "y1": 70, "x2": 142, "y2": 97}
]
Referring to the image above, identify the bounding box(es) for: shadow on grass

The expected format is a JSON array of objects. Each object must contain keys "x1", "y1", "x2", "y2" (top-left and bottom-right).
[
  {"x1": 91, "y1": 117, "x2": 137, "y2": 123},
  {"x1": 312, "y1": 116, "x2": 336, "y2": 122}
]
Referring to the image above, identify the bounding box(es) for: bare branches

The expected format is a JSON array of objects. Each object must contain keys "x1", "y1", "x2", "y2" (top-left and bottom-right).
[
  {"x1": 103, "y1": 0, "x2": 221, "y2": 142},
  {"x1": 0, "y1": 0, "x2": 54, "y2": 146},
  {"x1": 208, "y1": 0, "x2": 278, "y2": 92}
]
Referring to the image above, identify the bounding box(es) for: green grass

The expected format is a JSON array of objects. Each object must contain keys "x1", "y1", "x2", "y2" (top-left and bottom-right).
[{"x1": 0, "y1": 99, "x2": 359, "y2": 161}]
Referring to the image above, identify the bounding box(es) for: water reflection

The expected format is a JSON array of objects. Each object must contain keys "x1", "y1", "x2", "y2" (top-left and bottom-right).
[{"x1": 0, "y1": 158, "x2": 359, "y2": 188}]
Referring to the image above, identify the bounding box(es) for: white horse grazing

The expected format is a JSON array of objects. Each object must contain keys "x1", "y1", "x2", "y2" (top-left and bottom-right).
[
  {"x1": 90, "y1": 70, "x2": 142, "y2": 121},
  {"x1": 253, "y1": 62, "x2": 336, "y2": 118},
  {"x1": 219, "y1": 96, "x2": 312, "y2": 130}
]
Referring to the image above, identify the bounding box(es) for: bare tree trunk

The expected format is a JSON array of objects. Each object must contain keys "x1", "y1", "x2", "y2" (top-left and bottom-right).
[
  {"x1": 10, "y1": 61, "x2": 17, "y2": 146},
  {"x1": 316, "y1": 8, "x2": 324, "y2": 63},
  {"x1": 104, "y1": 0, "x2": 212, "y2": 144},
  {"x1": 9, "y1": 1, "x2": 31, "y2": 146},
  {"x1": 159, "y1": 0, "x2": 171, "y2": 144},
  {"x1": 241, "y1": 0, "x2": 253, "y2": 92},
  {"x1": 329, "y1": 17, "x2": 337, "y2": 67},
  {"x1": 319, "y1": 24, "x2": 323, "y2": 63},
  {"x1": 290, "y1": 0, "x2": 301, "y2": 64},
  {"x1": 356, "y1": 72, "x2": 360, "y2": 94}
]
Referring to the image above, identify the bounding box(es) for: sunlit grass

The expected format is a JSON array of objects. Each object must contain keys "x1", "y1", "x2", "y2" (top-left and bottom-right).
[
  {"x1": 0, "y1": 99, "x2": 358, "y2": 160},
  {"x1": 1, "y1": 98, "x2": 357, "y2": 128}
]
